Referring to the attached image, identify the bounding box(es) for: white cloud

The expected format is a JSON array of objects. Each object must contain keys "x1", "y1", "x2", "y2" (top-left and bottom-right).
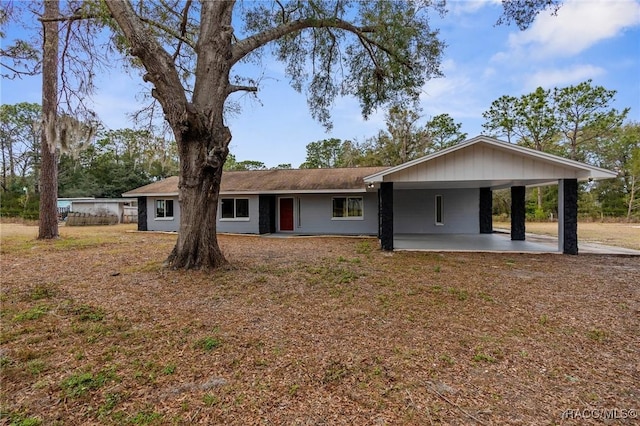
[
  {"x1": 447, "y1": 0, "x2": 501, "y2": 16},
  {"x1": 90, "y1": 73, "x2": 152, "y2": 130},
  {"x1": 523, "y1": 64, "x2": 606, "y2": 89},
  {"x1": 419, "y1": 70, "x2": 484, "y2": 119},
  {"x1": 509, "y1": 0, "x2": 640, "y2": 58}
]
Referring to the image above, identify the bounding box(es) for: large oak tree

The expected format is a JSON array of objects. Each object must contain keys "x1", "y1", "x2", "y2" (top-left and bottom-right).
[
  {"x1": 104, "y1": 0, "x2": 447, "y2": 269},
  {"x1": 102, "y1": 0, "x2": 558, "y2": 269}
]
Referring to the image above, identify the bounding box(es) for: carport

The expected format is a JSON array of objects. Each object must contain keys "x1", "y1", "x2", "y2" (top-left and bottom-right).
[{"x1": 364, "y1": 136, "x2": 618, "y2": 254}]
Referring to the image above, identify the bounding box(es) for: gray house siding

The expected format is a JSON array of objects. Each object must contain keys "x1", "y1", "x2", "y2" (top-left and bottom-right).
[
  {"x1": 147, "y1": 197, "x2": 181, "y2": 232},
  {"x1": 217, "y1": 195, "x2": 260, "y2": 234},
  {"x1": 292, "y1": 192, "x2": 378, "y2": 235},
  {"x1": 140, "y1": 190, "x2": 477, "y2": 235},
  {"x1": 394, "y1": 188, "x2": 479, "y2": 234}
]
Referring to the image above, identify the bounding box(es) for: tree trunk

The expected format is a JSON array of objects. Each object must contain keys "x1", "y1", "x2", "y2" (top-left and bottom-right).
[
  {"x1": 537, "y1": 187, "x2": 543, "y2": 210},
  {"x1": 38, "y1": 0, "x2": 59, "y2": 239},
  {"x1": 7, "y1": 137, "x2": 15, "y2": 185},
  {"x1": 628, "y1": 175, "x2": 636, "y2": 222},
  {"x1": 165, "y1": 120, "x2": 230, "y2": 270},
  {"x1": 1, "y1": 138, "x2": 7, "y2": 190}
]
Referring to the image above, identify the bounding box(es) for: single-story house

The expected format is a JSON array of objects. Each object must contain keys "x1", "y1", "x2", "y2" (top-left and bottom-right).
[{"x1": 123, "y1": 136, "x2": 617, "y2": 254}]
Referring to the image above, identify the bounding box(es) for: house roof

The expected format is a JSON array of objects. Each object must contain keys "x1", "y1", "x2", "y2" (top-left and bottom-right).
[
  {"x1": 122, "y1": 166, "x2": 390, "y2": 197},
  {"x1": 71, "y1": 198, "x2": 135, "y2": 203},
  {"x1": 364, "y1": 135, "x2": 617, "y2": 190},
  {"x1": 123, "y1": 136, "x2": 618, "y2": 197}
]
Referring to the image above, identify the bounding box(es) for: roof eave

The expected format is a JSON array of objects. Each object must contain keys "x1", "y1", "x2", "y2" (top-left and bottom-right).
[{"x1": 122, "y1": 192, "x2": 179, "y2": 198}]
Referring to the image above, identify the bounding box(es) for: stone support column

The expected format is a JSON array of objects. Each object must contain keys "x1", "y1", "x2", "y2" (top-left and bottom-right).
[
  {"x1": 511, "y1": 186, "x2": 526, "y2": 241},
  {"x1": 379, "y1": 182, "x2": 394, "y2": 251},
  {"x1": 559, "y1": 179, "x2": 579, "y2": 254},
  {"x1": 137, "y1": 196, "x2": 147, "y2": 231},
  {"x1": 479, "y1": 187, "x2": 493, "y2": 234},
  {"x1": 259, "y1": 195, "x2": 276, "y2": 234}
]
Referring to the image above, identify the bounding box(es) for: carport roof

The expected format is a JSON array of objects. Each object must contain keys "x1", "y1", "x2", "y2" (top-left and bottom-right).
[{"x1": 364, "y1": 135, "x2": 617, "y2": 190}]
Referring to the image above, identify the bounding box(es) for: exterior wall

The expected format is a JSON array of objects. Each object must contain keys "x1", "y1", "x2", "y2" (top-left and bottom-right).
[
  {"x1": 217, "y1": 195, "x2": 260, "y2": 234},
  {"x1": 291, "y1": 192, "x2": 378, "y2": 235},
  {"x1": 147, "y1": 197, "x2": 180, "y2": 232},
  {"x1": 72, "y1": 202, "x2": 121, "y2": 217},
  {"x1": 142, "y1": 193, "x2": 376, "y2": 235},
  {"x1": 394, "y1": 188, "x2": 479, "y2": 234}
]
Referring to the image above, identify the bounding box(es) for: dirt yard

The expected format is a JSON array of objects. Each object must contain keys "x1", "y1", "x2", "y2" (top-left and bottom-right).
[{"x1": 1, "y1": 224, "x2": 638, "y2": 425}]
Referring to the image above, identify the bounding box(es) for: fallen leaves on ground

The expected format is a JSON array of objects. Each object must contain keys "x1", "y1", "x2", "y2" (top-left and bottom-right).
[{"x1": 1, "y1": 224, "x2": 638, "y2": 425}]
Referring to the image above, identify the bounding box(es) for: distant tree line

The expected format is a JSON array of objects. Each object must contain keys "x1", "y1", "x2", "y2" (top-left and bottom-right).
[
  {"x1": 2, "y1": 79, "x2": 637, "y2": 221},
  {"x1": 296, "y1": 80, "x2": 638, "y2": 220},
  {"x1": 481, "y1": 80, "x2": 637, "y2": 220},
  {"x1": 0, "y1": 102, "x2": 178, "y2": 219},
  {"x1": 299, "y1": 110, "x2": 467, "y2": 169}
]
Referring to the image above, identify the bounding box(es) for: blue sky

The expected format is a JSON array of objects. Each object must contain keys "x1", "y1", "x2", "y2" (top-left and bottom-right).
[{"x1": 2, "y1": 0, "x2": 639, "y2": 168}]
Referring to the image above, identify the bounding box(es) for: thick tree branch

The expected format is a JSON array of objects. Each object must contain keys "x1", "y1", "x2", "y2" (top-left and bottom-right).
[
  {"x1": 231, "y1": 18, "x2": 380, "y2": 66},
  {"x1": 226, "y1": 85, "x2": 258, "y2": 95},
  {"x1": 104, "y1": 0, "x2": 187, "y2": 126},
  {"x1": 192, "y1": 1, "x2": 235, "y2": 117}
]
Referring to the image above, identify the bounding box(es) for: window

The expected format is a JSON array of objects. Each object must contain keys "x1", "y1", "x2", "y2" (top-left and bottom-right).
[
  {"x1": 332, "y1": 196, "x2": 363, "y2": 219},
  {"x1": 435, "y1": 195, "x2": 443, "y2": 225},
  {"x1": 221, "y1": 198, "x2": 249, "y2": 220},
  {"x1": 156, "y1": 199, "x2": 174, "y2": 219}
]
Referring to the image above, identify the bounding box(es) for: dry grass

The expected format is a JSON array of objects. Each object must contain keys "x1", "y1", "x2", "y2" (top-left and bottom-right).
[
  {"x1": 494, "y1": 221, "x2": 640, "y2": 251},
  {"x1": 1, "y1": 224, "x2": 638, "y2": 425}
]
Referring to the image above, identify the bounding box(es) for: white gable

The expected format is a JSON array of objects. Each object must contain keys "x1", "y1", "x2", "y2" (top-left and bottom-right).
[{"x1": 364, "y1": 136, "x2": 617, "y2": 189}]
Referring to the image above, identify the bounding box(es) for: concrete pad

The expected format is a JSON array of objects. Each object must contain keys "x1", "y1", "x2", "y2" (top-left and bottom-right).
[
  {"x1": 394, "y1": 233, "x2": 558, "y2": 253},
  {"x1": 393, "y1": 232, "x2": 640, "y2": 255}
]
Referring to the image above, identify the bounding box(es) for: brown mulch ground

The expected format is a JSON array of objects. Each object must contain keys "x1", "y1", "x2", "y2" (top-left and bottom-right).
[{"x1": 1, "y1": 224, "x2": 638, "y2": 425}]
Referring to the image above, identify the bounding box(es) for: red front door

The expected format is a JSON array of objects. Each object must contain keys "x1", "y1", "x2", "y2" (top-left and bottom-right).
[{"x1": 279, "y1": 198, "x2": 294, "y2": 231}]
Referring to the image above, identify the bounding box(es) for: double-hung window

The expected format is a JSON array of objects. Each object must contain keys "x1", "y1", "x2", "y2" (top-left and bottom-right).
[
  {"x1": 332, "y1": 196, "x2": 363, "y2": 219},
  {"x1": 156, "y1": 199, "x2": 174, "y2": 219},
  {"x1": 221, "y1": 198, "x2": 249, "y2": 220}
]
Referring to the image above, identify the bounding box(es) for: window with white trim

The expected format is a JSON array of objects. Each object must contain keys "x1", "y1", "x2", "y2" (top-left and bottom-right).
[
  {"x1": 155, "y1": 199, "x2": 174, "y2": 219},
  {"x1": 435, "y1": 194, "x2": 444, "y2": 225},
  {"x1": 221, "y1": 198, "x2": 249, "y2": 220},
  {"x1": 332, "y1": 196, "x2": 363, "y2": 219}
]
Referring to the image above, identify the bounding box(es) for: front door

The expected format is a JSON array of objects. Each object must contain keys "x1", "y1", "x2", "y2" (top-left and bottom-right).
[{"x1": 279, "y1": 198, "x2": 294, "y2": 231}]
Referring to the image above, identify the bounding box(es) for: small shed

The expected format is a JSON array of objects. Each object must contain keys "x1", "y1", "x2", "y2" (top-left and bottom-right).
[{"x1": 70, "y1": 198, "x2": 138, "y2": 223}]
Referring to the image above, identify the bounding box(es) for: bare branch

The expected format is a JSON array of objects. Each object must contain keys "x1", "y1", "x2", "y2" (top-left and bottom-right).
[
  {"x1": 138, "y1": 15, "x2": 196, "y2": 50},
  {"x1": 0, "y1": 59, "x2": 40, "y2": 78},
  {"x1": 226, "y1": 85, "x2": 258, "y2": 95},
  {"x1": 172, "y1": 0, "x2": 192, "y2": 61},
  {"x1": 38, "y1": 14, "x2": 100, "y2": 22}
]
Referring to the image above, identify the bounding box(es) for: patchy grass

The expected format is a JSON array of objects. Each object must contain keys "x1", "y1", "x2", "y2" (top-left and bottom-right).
[
  {"x1": 0, "y1": 223, "x2": 638, "y2": 424},
  {"x1": 61, "y1": 369, "x2": 118, "y2": 398}
]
